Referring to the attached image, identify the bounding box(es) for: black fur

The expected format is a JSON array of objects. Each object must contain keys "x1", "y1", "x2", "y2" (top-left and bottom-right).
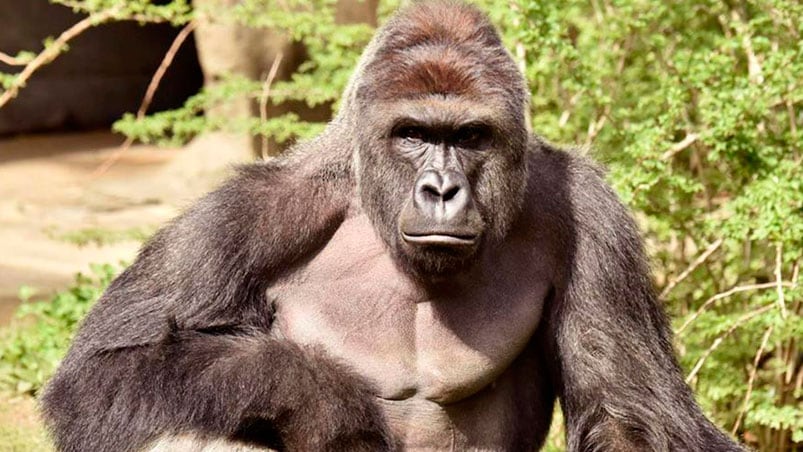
[
  {"x1": 528, "y1": 145, "x2": 741, "y2": 451},
  {"x1": 41, "y1": 2, "x2": 743, "y2": 451}
]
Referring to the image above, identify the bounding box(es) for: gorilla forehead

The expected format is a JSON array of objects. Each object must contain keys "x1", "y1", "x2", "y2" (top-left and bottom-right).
[
  {"x1": 357, "y1": 1, "x2": 526, "y2": 111},
  {"x1": 370, "y1": 45, "x2": 499, "y2": 99}
]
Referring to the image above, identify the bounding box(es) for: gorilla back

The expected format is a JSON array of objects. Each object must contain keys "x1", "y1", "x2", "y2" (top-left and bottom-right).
[{"x1": 42, "y1": 2, "x2": 743, "y2": 451}]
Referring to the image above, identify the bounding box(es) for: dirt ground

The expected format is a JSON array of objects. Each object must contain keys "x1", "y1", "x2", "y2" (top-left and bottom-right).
[
  {"x1": 0, "y1": 130, "x2": 248, "y2": 323},
  {"x1": 0, "y1": 130, "x2": 249, "y2": 449}
]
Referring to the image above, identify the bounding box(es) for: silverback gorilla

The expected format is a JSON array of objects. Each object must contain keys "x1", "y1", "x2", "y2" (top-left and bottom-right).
[{"x1": 42, "y1": 2, "x2": 743, "y2": 451}]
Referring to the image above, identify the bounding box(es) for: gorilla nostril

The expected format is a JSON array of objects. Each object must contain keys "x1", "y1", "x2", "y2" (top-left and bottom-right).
[
  {"x1": 421, "y1": 184, "x2": 442, "y2": 201},
  {"x1": 442, "y1": 185, "x2": 460, "y2": 202}
]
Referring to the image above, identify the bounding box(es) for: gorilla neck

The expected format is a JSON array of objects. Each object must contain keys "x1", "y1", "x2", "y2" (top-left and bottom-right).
[{"x1": 393, "y1": 249, "x2": 484, "y2": 286}]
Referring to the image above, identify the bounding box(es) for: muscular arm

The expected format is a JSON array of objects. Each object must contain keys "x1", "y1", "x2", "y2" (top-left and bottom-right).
[
  {"x1": 533, "y1": 145, "x2": 741, "y2": 451},
  {"x1": 41, "y1": 148, "x2": 393, "y2": 451}
]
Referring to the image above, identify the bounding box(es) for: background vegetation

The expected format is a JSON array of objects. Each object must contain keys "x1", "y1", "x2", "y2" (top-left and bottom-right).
[{"x1": 1, "y1": 0, "x2": 801, "y2": 450}]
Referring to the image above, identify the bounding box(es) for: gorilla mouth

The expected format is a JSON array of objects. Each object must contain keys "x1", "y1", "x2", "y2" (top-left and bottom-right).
[{"x1": 401, "y1": 232, "x2": 478, "y2": 247}]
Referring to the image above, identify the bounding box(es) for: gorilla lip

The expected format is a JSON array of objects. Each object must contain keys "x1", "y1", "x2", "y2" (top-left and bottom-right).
[{"x1": 401, "y1": 232, "x2": 478, "y2": 246}]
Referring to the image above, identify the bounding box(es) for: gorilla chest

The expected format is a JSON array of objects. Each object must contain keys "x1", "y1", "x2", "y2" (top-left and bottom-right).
[{"x1": 269, "y1": 215, "x2": 549, "y2": 404}]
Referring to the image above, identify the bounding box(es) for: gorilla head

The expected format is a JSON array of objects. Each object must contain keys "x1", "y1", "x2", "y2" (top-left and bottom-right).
[{"x1": 348, "y1": 2, "x2": 531, "y2": 277}]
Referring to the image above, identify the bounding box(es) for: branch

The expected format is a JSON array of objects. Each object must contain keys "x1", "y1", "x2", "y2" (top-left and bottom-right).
[
  {"x1": 660, "y1": 132, "x2": 700, "y2": 161},
  {"x1": 259, "y1": 53, "x2": 284, "y2": 159},
  {"x1": 660, "y1": 238, "x2": 723, "y2": 300},
  {"x1": 585, "y1": 109, "x2": 609, "y2": 145},
  {"x1": 91, "y1": 21, "x2": 197, "y2": 177},
  {"x1": 774, "y1": 243, "x2": 788, "y2": 319},
  {"x1": 676, "y1": 281, "x2": 795, "y2": 335},
  {"x1": 508, "y1": 2, "x2": 527, "y2": 75},
  {"x1": 141, "y1": 22, "x2": 198, "y2": 120},
  {"x1": 0, "y1": 51, "x2": 28, "y2": 66},
  {"x1": 685, "y1": 304, "x2": 773, "y2": 384},
  {"x1": 731, "y1": 325, "x2": 773, "y2": 435},
  {"x1": 730, "y1": 9, "x2": 764, "y2": 85},
  {"x1": 558, "y1": 91, "x2": 582, "y2": 128},
  {"x1": 786, "y1": 88, "x2": 799, "y2": 159},
  {"x1": 0, "y1": 7, "x2": 121, "y2": 109}
]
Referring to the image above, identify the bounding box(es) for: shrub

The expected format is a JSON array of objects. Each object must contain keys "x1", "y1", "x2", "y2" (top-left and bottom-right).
[{"x1": 0, "y1": 264, "x2": 118, "y2": 395}]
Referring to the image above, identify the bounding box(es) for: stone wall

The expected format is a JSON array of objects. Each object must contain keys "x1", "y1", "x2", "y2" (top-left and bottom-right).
[{"x1": 0, "y1": 1, "x2": 203, "y2": 135}]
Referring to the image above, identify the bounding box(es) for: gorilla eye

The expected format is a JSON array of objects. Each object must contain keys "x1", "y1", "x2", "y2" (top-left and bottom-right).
[
  {"x1": 395, "y1": 126, "x2": 426, "y2": 143},
  {"x1": 454, "y1": 126, "x2": 490, "y2": 149}
]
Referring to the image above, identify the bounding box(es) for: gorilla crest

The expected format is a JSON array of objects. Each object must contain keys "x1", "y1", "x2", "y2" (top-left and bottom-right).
[{"x1": 41, "y1": 2, "x2": 744, "y2": 452}]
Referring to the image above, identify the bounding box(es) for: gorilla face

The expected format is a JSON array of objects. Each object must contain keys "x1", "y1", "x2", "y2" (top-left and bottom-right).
[
  {"x1": 394, "y1": 120, "x2": 490, "y2": 249},
  {"x1": 355, "y1": 96, "x2": 528, "y2": 278},
  {"x1": 393, "y1": 110, "x2": 490, "y2": 274}
]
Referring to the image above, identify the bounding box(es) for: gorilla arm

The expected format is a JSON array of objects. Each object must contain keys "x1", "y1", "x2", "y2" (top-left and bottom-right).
[
  {"x1": 40, "y1": 148, "x2": 393, "y2": 452},
  {"x1": 536, "y1": 146, "x2": 742, "y2": 451}
]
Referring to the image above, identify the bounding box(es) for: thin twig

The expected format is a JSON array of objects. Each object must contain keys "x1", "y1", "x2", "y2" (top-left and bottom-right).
[
  {"x1": 677, "y1": 281, "x2": 794, "y2": 335},
  {"x1": 787, "y1": 91, "x2": 800, "y2": 160},
  {"x1": 138, "y1": 22, "x2": 197, "y2": 121},
  {"x1": 259, "y1": 53, "x2": 284, "y2": 159},
  {"x1": 0, "y1": 51, "x2": 27, "y2": 66},
  {"x1": 732, "y1": 325, "x2": 773, "y2": 435},
  {"x1": 685, "y1": 304, "x2": 773, "y2": 384},
  {"x1": 0, "y1": 7, "x2": 121, "y2": 109},
  {"x1": 774, "y1": 243, "x2": 788, "y2": 319},
  {"x1": 731, "y1": 9, "x2": 764, "y2": 85},
  {"x1": 585, "y1": 109, "x2": 609, "y2": 145},
  {"x1": 558, "y1": 92, "x2": 582, "y2": 128},
  {"x1": 509, "y1": 2, "x2": 527, "y2": 75},
  {"x1": 660, "y1": 238, "x2": 723, "y2": 300},
  {"x1": 91, "y1": 21, "x2": 197, "y2": 177},
  {"x1": 660, "y1": 132, "x2": 700, "y2": 161}
]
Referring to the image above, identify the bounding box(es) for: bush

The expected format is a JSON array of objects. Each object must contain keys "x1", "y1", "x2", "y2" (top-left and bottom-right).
[{"x1": 0, "y1": 264, "x2": 118, "y2": 395}]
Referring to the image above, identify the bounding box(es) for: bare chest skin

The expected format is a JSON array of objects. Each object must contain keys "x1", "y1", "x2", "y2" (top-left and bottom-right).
[{"x1": 270, "y1": 213, "x2": 552, "y2": 448}]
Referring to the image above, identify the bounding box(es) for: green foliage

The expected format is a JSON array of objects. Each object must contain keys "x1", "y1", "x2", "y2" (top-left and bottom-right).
[
  {"x1": 0, "y1": 264, "x2": 118, "y2": 395},
  {"x1": 53, "y1": 0, "x2": 193, "y2": 25},
  {"x1": 113, "y1": 0, "x2": 376, "y2": 146}
]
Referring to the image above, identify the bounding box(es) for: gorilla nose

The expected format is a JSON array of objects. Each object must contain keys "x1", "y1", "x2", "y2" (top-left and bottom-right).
[{"x1": 414, "y1": 170, "x2": 471, "y2": 220}]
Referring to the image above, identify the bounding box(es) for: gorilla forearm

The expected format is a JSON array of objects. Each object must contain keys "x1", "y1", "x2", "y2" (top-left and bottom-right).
[
  {"x1": 540, "y1": 148, "x2": 742, "y2": 451},
  {"x1": 42, "y1": 330, "x2": 392, "y2": 452}
]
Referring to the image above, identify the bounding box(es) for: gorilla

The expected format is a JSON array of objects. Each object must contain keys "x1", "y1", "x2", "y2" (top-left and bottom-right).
[{"x1": 41, "y1": 2, "x2": 743, "y2": 451}]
